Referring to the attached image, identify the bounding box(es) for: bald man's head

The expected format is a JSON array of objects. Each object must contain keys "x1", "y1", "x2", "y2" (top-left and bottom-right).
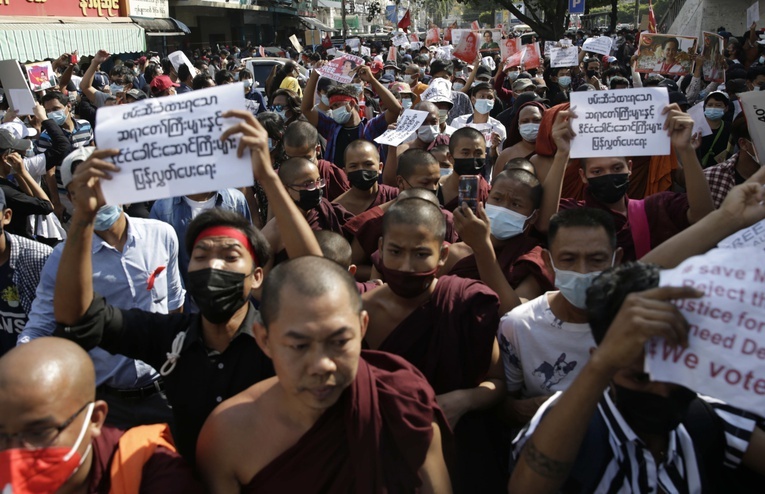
[
  {"x1": 277, "y1": 157, "x2": 318, "y2": 186},
  {"x1": 314, "y1": 230, "x2": 353, "y2": 268},
  {"x1": 397, "y1": 187, "x2": 440, "y2": 207},
  {"x1": 383, "y1": 197, "x2": 446, "y2": 243}
]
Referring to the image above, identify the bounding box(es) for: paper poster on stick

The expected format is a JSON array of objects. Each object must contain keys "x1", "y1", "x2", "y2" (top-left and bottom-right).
[
  {"x1": 748, "y1": 1, "x2": 760, "y2": 28},
  {"x1": 499, "y1": 37, "x2": 521, "y2": 64},
  {"x1": 582, "y1": 36, "x2": 613, "y2": 56},
  {"x1": 289, "y1": 34, "x2": 303, "y2": 52},
  {"x1": 0, "y1": 60, "x2": 36, "y2": 115},
  {"x1": 25, "y1": 61, "x2": 54, "y2": 92},
  {"x1": 392, "y1": 33, "x2": 408, "y2": 47},
  {"x1": 316, "y1": 54, "x2": 365, "y2": 84},
  {"x1": 426, "y1": 27, "x2": 440, "y2": 46},
  {"x1": 94, "y1": 84, "x2": 253, "y2": 206},
  {"x1": 168, "y1": 51, "x2": 197, "y2": 80},
  {"x1": 550, "y1": 46, "x2": 579, "y2": 68},
  {"x1": 636, "y1": 33, "x2": 698, "y2": 75},
  {"x1": 700, "y1": 32, "x2": 726, "y2": 83},
  {"x1": 569, "y1": 87, "x2": 671, "y2": 158},
  {"x1": 522, "y1": 42, "x2": 541, "y2": 69},
  {"x1": 453, "y1": 31, "x2": 480, "y2": 63},
  {"x1": 645, "y1": 247, "x2": 765, "y2": 416},
  {"x1": 373, "y1": 110, "x2": 428, "y2": 146}
]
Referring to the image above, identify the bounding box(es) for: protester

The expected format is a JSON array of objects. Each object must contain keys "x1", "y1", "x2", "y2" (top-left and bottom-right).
[
  {"x1": 332, "y1": 140, "x2": 398, "y2": 215},
  {"x1": 704, "y1": 114, "x2": 761, "y2": 208}
]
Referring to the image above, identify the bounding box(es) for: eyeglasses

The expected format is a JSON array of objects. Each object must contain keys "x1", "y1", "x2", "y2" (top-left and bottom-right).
[
  {"x1": 288, "y1": 178, "x2": 325, "y2": 191},
  {"x1": 0, "y1": 402, "x2": 92, "y2": 450},
  {"x1": 271, "y1": 105, "x2": 285, "y2": 112}
]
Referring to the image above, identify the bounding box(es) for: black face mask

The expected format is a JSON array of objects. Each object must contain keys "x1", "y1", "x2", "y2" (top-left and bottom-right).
[
  {"x1": 347, "y1": 169, "x2": 379, "y2": 190},
  {"x1": 453, "y1": 158, "x2": 485, "y2": 176},
  {"x1": 587, "y1": 173, "x2": 629, "y2": 204},
  {"x1": 295, "y1": 187, "x2": 323, "y2": 211},
  {"x1": 613, "y1": 384, "x2": 697, "y2": 435},
  {"x1": 187, "y1": 268, "x2": 248, "y2": 324}
]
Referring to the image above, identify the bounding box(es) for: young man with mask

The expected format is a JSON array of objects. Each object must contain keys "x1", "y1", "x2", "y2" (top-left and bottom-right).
[
  {"x1": 497, "y1": 208, "x2": 620, "y2": 427},
  {"x1": 450, "y1": 83, "x2": 506, "y2": 173},
  {"x1": 302, "y1": 64, "x2": 401, "y2": 170},
  {"x1": 508, "y1": 262, "x2": 765, "y2": 493},
  {"x1": 81, "y1": 50, "x2": 131, "y2": 108},
  {"x1": 282, "y1": 121, "x2": 349, "y2": 201},
  {"x1": 403, "y1": 63, "x2": 429, "y2": 103},
  {"x1": 547, "y1": 67, "x2": 573, "y2": 105},
  {"x1": 388, "y1": 102, "x2": 449, "y2": 180},
  {"x1": 364, "y1": 197, "x2": 507, "y2": 493},
  {"x1": 696, "y1": 91, "x2": 731, "y2": 168},
  {"x1": 197, "y1": 256, "x2": 453, "y2": 493},
  {"x1": 332, "y1": 140, "x2": 398, "y2": 215},
  {"x1": 437, "y1": 127, "x2": 491, "y2": 211},
  {"x1": 704, "y1": 114, "x2": 762, "y2": 208},
  {"x1": 51, "y1": 110, "x2": 324, "y2": 463},
  {"x1": 0, "y1": 338, "x2": 204, "y2": 493},
  {"x1": 540, "y1": 104, "x2": 715, "y2": 261}
]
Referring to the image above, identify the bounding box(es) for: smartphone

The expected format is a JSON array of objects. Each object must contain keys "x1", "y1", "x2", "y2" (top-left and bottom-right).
[
  {"x1": 458, "y1": 175, "x2": 479, "y2": 214},
  {"x1": 71, "y1": 51, "x2": 78, "y2": 64}
]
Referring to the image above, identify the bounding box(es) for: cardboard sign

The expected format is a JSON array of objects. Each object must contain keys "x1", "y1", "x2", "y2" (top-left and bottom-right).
[
  {"x1": 636, "y1": 33, "x2": 698, "y2": 76},
  {"x1": 550, "y1": 46, "x2": 579, "y2": 68},
  {"x1": 719, "y1": 219, "x2": 765, "y2": 250},
  {"x1": 687, "y1": 102, "x2": 713, "y2": 138},
  {"x1": 94, "y1": 83, "x2": 253, "y2": 206},
  {"x1": 453, "y1": 31, "x2": 480, "y2": 63},
  {"x1": 392, "y1": 33, "x2": 408, "y2": 47},
  {"x1": 748, "y1": 1, "x2": 760, "y2": 28},
  {"x1": 0, "y1": 60, "x2": 36, "y2": 115},
  {"x1": 168, "y1": 51, "x2": 197, "y2": 80},
  {"x1": 522, "y1": 42, "x2": 542, "y2": 69},
  {"x1": 373, "y1": 110, "x2": 429, "y2": 146},
  {"x1": 500, "y1": 37, "x2": 521, "y2": 64},
  {"x1": 316, "y1": 54, "x2": 365, "y2": 84},
  {"x1": 701, "y1": 32, "x2": 726, "y2": 83},
  {"x1": 289, "y1": 34, "x2": 303, "y2": 52},
  {"x1": 738, "y1": 90, "x2": 765, "y2": 168},
  {"x1": 25, "y1": 61, "x2": 54, "y2": 92},
  {"x1": 569, "y1": 87, "x2": 671, "y2": 158},
  {"x1": 582, "y1": 36, "x2": 613, "y2": 56},
  {"x1": 426, "y1": 27, "x2": 440, "y2": 46},
  {"x1": 645, "y1": 247, "x2": 765, "y2": 416}
]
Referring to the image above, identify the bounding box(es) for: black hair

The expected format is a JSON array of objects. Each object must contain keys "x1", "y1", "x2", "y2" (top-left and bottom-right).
[
  {"x1": 746, "y1": 65, "x2": 765, "y2": 82},
  {"x1": 609, "y1": 76, "x2": 630, "y2": 89},
  {"x1": 492, "y1": 169, "x2": 543, "y2": 208},
  {"x1": 184, "y1": 208, "x2": 271, "y2": 268},
  {"x1": 271, "y1": 89, "x2": 302, "y2": 121},
  {"x1": 449, "y1": 127, "x2": 485, "y2": 155},
  {"x1": 397, "y1": 148, "x2": 438, "y2": 179},
  {"x1": 548, "y1": 207, "x2": 617, "y2": 252},
  {"x1": 192, "y1": 73, "x2": 215, "y2": 90},
  {"x1": 257, "y1": 112, "x2": 286, "y2": 141},
  {"x1": 730, "y1": 113, "x2": 751, "y2": 144},
  {"x1": 238, "y1": 69, "x2": 253, "y2": 79},
  {"x1": 314, "y1": 230, "x2": 352, "y2": 267},
  {"x1": 327, "y1": 84, "x2": 359, "y2": 101},
  {"x1": 178, "y1": 64, "x2": 192, "y2": 82},
  {"x1": 283, "y1": 120, "x2": 318, "y2": 149},
  {"x1": 40, "y1": 91, "x2": 68, "y2": 107}
]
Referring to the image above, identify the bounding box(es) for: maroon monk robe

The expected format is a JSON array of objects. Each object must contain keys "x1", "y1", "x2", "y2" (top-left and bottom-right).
[
  {"x1": 559, "y1": 189, "x2": 691, "y2": 262},
  {"x1": 369, "y1": 184, "x2": 400, "y2": 211},
  {"x1": 345, "y1": 207, "x2": 460, "y2": 259},
  {"x1": 448, "y1": 236, "x2": 554, "y2": 292},
  {"x1": 243, "y1": 351, "x2": 452, "y2": 494},
  {"x1": 318, "y1": 159, "x2": 350, "y2": 202},
  {"x1": 439, "y1": 175, "x2": 491, "y2": 212},
  {"x1": 88, "y1": 426, "x2": 203, "y2": 494},
  {"x1": 275, "y1": 198, "x2": 354, "y2": 265}
]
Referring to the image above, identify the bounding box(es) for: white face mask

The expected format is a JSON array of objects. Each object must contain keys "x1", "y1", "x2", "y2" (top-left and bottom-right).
[
  {"x1": 404, "y1": 74, "x2": 416, "y2": 84},
  {"x1": 439, "y1": 167, "x2": 453, "y2": 177},
  {"x1": 519, "y1": 123, "x2": 540, "y2": 143},
  {"x1": 474, "y1": 98, "x2": 494, "y2": 115},
  {"x1": 417, "y1": 124, "x2": 439, "y2": 143},
  {"x1": 401, "y1": 99, "x2": 413, "y2": 110},
  {"x1": 484, "y1": 203, "x2": 529, "y2": 239},
  {"x1": 550, "y1": 253, "x2": 615, "y2": 309},
  {"x1": 453, "y1": 82, "x2": 465, "y2": 91},
  {"x1": 438, "y1": 109, "x2": 448, "y2": 124}
]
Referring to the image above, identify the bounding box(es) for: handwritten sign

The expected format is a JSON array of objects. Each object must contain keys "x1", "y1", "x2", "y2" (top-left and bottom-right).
[
  {"x1": 0, "y1": 60, "x2": 35, "y2": 116},
  {"x1": 748, "y1": 1, "x2": 760, "y2": 28},
  {"x1": 168, "y1": 51, "x2": 196, "y2": 80},
  {"x1": 719, "y1": 220, "x2": 765, "y2": 250},
  {"x1": 94, "y1": 84, "x2": 253, "y2": 205},
  {"x1": 636, "y1": 33, "x2": 698, "y2": 76},
  {"x1": 373, "y1": 110, "x2": 429, "y2": 146},
  {"x1": 646, "y1": 247, "x2": 765, "y2": 415},
  {"x1": 582, "y1": 36, "x2": 613, "y2": 56},
  {"x1": 316, "y1": 54, "x2": 365, "y2": 84},
  {"x1": 25, "y1": 61, "x2": 54, "y2": 92},
  {"x1": 550, "y1": 46, "x2": 579, "y2": 68},
  {"x1": 392, "y1": 33, "x2": 408, "y2": 47},
  {"x1": 687, "y1": 102, "x2": 713, "y2": 137},
  {"x1": 738, "y1": 90, "x2": 765, "y2": 168},
  {"x1": 569, "y1": 87, "x2": 670, "y2": 158}
]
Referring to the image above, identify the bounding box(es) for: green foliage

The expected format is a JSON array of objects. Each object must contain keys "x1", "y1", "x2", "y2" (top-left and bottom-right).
[{"x1": 479, "y1": 11, "x2": 494, "y2": 25}]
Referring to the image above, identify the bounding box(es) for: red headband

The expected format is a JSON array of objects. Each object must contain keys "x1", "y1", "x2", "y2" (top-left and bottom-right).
[
  {"x1": 329, "y1": 94, "x2": 357, "y2": 106},
  {"x1": 194, "y1": 226, "x2": 259, "y2": 266}
]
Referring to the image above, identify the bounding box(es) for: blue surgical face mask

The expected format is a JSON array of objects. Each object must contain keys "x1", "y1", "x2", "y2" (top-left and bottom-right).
[
  {"x1": 48, "y1": 109, "x2": 67, "y2": 126},
  {"x1": 110, "y1": 83, "x2": 124, "y2": 95},
  {"x1": 558, "y1": 76, "x2": 572, "y2": 87},
  {"x1": 401, "y1": 99, "x2": 413, "y2": 110},
  {"x1": 474, "y1": 98, "x2": 494, "y2": 115},
  {"x1": 331, "y1": 105, "x2": 352, "y2": 124},
  {"x1": 550, "y1": 253, "x2": 615, "y2": 309},
  {"x1": 439, "y1": 167, "x2": 453, "y2": 177},
  {"x1": 485, "y1": 203, "x2": 529, "y2": 240},
  {"x1": 507, "y1": 71, "x2": 520, "y2": 81},
  {"x1": 93, "y1": 205, "x2": 122, "y2": 231},
  {"x1": 519, "y1": 123, "x2": 540, "y2": 142},
  {"x1": 242, "y1": 79, "x2": 252, "y2": 90},
  {"x1": 704, "y1": 107, "x2": 725, "y2": 120},
  {"x1": 453, "y1": 82, "x2": 465, "y2": 91},
  {"x1": 320, "y1": 94, "x2": 330, "y2": 106}
]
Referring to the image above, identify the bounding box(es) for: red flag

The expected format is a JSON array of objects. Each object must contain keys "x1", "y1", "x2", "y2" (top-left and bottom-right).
[
  {"x1": 648, "y1": 0, "x2": 657, "y2": 33},
  {"x1": 322, "y1": 33, "x2": 333, "y2": 48},
  {"x1": 398, "y1": 9, "x2": 411, "y2": 32}
]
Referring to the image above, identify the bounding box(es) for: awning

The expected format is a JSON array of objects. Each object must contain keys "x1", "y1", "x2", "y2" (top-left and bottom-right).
[
  {"x1": 131, "y1": 17, "x2": 191, "y2": 36},
  {"x1": 0, "y1": 18, "x2": 146, "y2": 62},
  {"x1": 299, "y1": 15, "x2": 337, "y2": 32}
]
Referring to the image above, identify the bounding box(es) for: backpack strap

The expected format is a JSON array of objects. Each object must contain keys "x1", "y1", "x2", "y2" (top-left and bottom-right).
[{"x1": 627, "y1": 198, "x2": 651, "y2": 259}]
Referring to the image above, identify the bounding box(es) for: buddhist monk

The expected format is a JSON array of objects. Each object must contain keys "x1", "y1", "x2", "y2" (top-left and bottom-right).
[
  {"x1": 438, "y1": 127, "x2": 491, "y2": 212},
  {"x1": 314, "y1": 229, "x2": 382, "y2": 293},
  {"x1": 282, "y1": 121, "x2": 349, "y2": 201},
  {"x1": 197, "y1": 256, "x2": 452, "y2": 493},
  {"x1": 332, "y1": 139, "x2": 399, "y2": 215}
]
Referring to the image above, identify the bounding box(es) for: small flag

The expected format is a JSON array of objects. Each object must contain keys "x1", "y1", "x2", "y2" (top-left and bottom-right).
[
  {"x1": 398, "y1": 9, "x2": 411, "y2": 32},
  {"x1": 648, "y1": 0, "x2": 657, "y2": 33}
]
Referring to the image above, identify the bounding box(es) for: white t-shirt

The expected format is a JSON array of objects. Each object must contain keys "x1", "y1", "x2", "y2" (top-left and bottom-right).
[
  {"x1": 498, "y1": 292, "x2": 595, "y2": 398},
  {"x1": 450, "y1": 114, "x2": 507, "y2": 148},
  {"x1": 182, "y1": 194, "x2": 217, "y2": 220}
]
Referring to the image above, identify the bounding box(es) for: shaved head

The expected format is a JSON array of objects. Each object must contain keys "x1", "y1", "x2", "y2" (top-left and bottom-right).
[
  {"x1": 314, "y1": 230, "x2": 352, "y2": 268},
  {"x1": 503, "y1": 157, "x2": 536, "y2": 176},
  {"x1": 397, "y1": 187, "x2": 440, "y2": 206},
  {"x1": 414, "y1": 101, "x2": 438, "y2": 113},
  {"x1": 260, "y1": 256, "x2": 361, "y2": 328},
  {"x1": 492, "y1": 168, "x2": 543, "y2": 208},
  {"x1": 277, "y1": 157, "x2": 317, "y2": 185},
  {"x1": 383, "y1": 198, "x2": 446, "y2": 243},
  {"x1": 397, "y1": 148, "x2": 439, "y2": 180}
]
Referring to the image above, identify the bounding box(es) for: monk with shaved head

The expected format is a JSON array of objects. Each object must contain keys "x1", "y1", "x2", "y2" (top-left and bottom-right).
[
  {"x1": 197, "y1": 256, "x2": 452, "y2": 493},
  {"x1": 332, "y1": 139, "x2": 398, "y2": 215},
  {"x1": 0, "y1": 338, "x2": 202, "y2": 493}
]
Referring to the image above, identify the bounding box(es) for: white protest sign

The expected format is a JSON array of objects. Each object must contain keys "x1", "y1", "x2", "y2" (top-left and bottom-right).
[
  {"x1": 0, "y1": 60, "x2": 35, "y2": 116},
  {"x1": 687, "y1": 102, "x2": 713, "y2": 137},
  {"x1": 244, "y1": 99, "x2": 260, "y2": 116},
  {"x1": 645, "y1": 247, "x2": 765, "y2": 415},
  {"x1": 582, "y1": 36, "x2": 613, "y2": 56},
  {"x1": 569, "y1": 87, "x2": 671, "y2": 158},
  {"x1": 373, "y1": 110, "x2": 428, "y2": 146},
  {"x1": 550, "y1": 46, "x2": 579, "y2": 68},
  {"x1": 361, "y1": 46, "x2": 371, "y2": 57},
  {"x1": 719, "y1": 219, "x2": 765, "y2": 250},
  {"x1": 749, "y1": 1, "x2": 760, "y2": 28},
  {"x1": 409, "y1": 42, "x2": 422, "y2": 51},
  {"x1": 392, "y1": 33, "x2": 408, "y2": 47},
  {"x1": 94, "y1": 84, "x2": 253, "y2": 206},
  {"x1": 738, "y1": 90, "x2": 765, "y2": 168},
  {"x1": 168, "y1": 51, "x2": 197, "y2": 80},
  {"x1": 346, "y1": 38, "x2": 361, "y2": 49},
  {"x1": 289, "y1": 35, "x2": 303, "y2": 52},
  {"x1": 316, "y1": 54, "x2": 365, "y2": 84}
]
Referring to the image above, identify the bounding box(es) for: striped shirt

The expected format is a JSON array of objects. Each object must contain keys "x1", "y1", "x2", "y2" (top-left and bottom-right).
[
  {"x1": 511, "y1": 390, "x2": 758, "y2": 493},
  {"x1": 37, "y1": 118, "x2": 93, "y2": 152}
]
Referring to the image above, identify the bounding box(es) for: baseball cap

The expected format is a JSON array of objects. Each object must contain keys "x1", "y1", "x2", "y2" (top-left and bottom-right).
[
  {"x1": 476, "y1": 66, "x2": 492, "y2": 81},
  {"x1": 389, "y1": 82, "x2": 414, "y2": 95},
  {"x1": 125, "y1": 88, "x2": 148, "y2": 101},
  {"x1": 704, "y1": 90, "x2": 730, "y2": 105},
  {"x1": 61, "y1": 146, "x2": 95, "y2": 189},
  {"x1": 429, "y1": 59, "x2": 453, "y2": 76},
  {"x1": 0, "y1": 128, "x2": 32, "y2": 152},
  {"x1": 0, "y1": 121, "x2": 37, "y2": 139},
  {"x1": 668, "y1": 90, "x2": 689, "y2": 109},
  {"x1": 93, "y1": 72, "x2": 109, "y2": 91},
  {"x1": 512, "y1": 78, "x2": 535, "y2": 92},
  {"x1": 422, "y1": 78, "x2": 453, "y2": 105},
  {"x1": 602, "y1": 55, "x2": 617, "y2": 63},
  {"x1": 150, "y1": 75, "x2": 180, "y2": 95},
  {"x1": 369, "y1": 60, "x2": 384, "y2": 74}
]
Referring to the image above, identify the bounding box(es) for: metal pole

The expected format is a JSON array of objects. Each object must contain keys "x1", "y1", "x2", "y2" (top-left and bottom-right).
[{"x1": 634, "y1": 0, "x2": 640, "y2": 29}]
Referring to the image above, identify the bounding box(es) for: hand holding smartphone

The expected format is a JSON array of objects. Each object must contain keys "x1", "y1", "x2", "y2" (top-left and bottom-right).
[{"x1": 458, "y1": 175, "x2": 479, "y2": 214}]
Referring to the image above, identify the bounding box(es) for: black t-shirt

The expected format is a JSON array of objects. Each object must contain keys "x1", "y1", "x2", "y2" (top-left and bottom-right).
[
  {"x1": 0, "y1": 260, "x2": 27, "y2": 356},
  {"x1": 333, "y1": 124, "x2": 362, "y2": 169}
]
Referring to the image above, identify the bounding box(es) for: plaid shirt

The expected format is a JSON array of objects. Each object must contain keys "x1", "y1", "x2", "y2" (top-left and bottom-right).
[
  {"x1": 8, "y1": 232, "x2": 52, "y2": 314},
  {"x1": 704, "y1": 154, "x2": 738, "y2": 209}
]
